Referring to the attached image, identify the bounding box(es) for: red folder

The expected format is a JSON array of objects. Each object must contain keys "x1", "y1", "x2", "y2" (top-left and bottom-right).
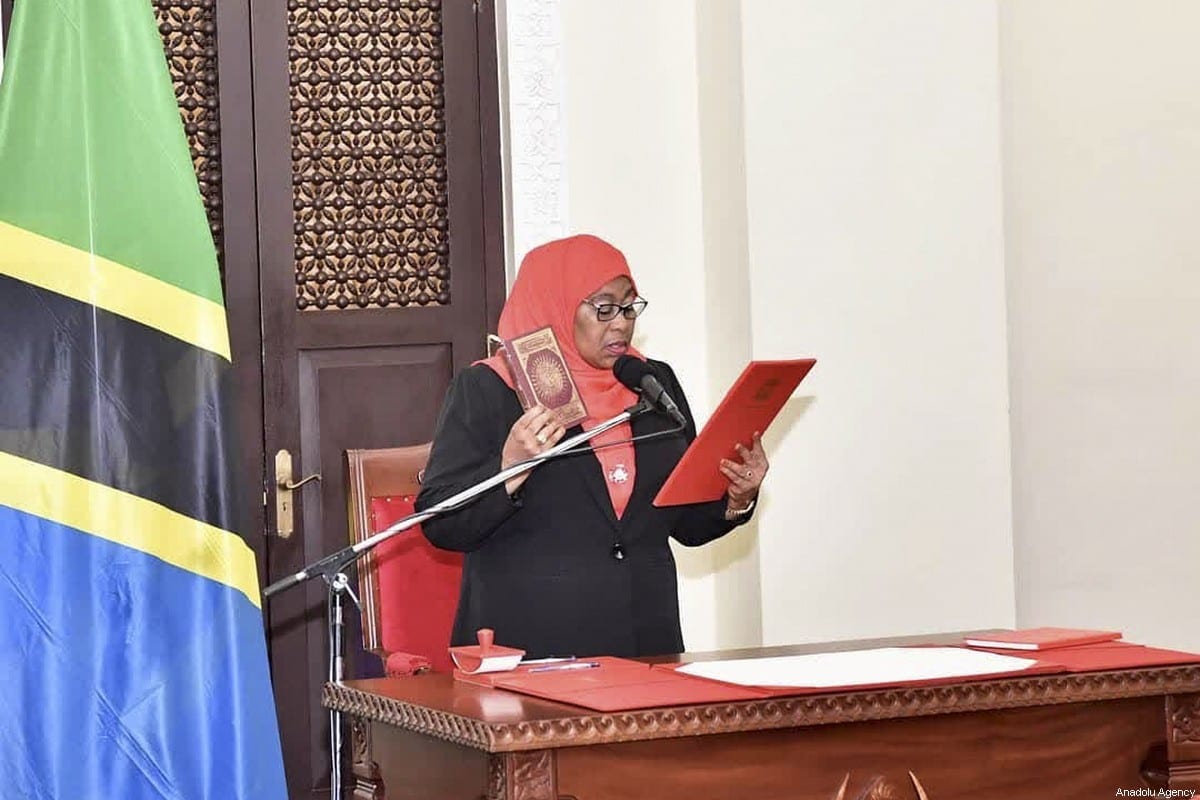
[
  {"x1": 1038, "y1": 641, "x2": 1200, "y2": 671},
  {"x1": 962, "y1": 627, "x2": 1122, "y2": 651},
  {"x1": 485, "y1": 657, "x2": 769, "y2": 711},
  {"x1": 653, "y1": 358, "x2": 816, "y2": 507}
]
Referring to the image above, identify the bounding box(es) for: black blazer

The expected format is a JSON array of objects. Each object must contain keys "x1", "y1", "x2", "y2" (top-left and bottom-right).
[{"x1": 415, "y1": 359, "x2": 752, "y2": 659}]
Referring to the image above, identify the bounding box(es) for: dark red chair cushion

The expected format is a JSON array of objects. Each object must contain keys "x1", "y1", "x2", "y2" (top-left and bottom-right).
[{"x1": 369, "y1": 495, "x2": 463, "y2": 674}]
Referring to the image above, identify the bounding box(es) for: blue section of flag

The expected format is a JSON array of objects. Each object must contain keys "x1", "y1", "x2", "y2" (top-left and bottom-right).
[{"x1": 0, "y1": 505, "x2": 285, "y2": 800}]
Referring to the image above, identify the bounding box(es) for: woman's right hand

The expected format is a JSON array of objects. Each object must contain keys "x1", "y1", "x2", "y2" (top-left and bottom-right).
[{"x1": 502, "y1": 405, "x2": 566, "y2": 496}]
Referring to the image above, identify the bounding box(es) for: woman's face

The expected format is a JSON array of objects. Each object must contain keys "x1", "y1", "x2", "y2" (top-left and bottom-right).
[{"x1": 573, "y1": 275, "x2": 637, "y2": 370}]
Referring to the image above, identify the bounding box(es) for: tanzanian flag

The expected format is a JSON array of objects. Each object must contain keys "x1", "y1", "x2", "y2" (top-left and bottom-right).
[{"x1": 0, "y1": 1, "x2": 286, "y2": 798}]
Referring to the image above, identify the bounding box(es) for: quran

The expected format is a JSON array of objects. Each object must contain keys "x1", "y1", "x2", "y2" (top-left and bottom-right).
[{"x1": 501, "y1": 326, "x2": 588, "y2": 428}]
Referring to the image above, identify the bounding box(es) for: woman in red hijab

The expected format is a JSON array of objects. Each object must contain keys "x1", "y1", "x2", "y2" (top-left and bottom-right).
[{"x1": 416, "y1": 235, "x2": 767, "y2": 658}]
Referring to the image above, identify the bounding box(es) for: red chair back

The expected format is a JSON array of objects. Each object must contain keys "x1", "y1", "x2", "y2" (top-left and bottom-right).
[{"x1": 347, "y1": 446, "x2": 462, "y2": 674}]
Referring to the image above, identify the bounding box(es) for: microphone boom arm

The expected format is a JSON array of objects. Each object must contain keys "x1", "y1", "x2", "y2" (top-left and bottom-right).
[{"x1": 262, "y1": 398, "x2": 652, "y2": 598}]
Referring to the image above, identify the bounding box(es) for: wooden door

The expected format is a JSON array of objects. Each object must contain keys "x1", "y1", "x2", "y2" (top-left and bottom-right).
[{"x1": 247, "y1": 2, "x2": 505, "y2": 797}]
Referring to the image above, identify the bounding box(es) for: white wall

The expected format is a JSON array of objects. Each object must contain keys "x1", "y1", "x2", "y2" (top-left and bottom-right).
[
  {"x1": 559, "y1": 0, "x2": 724, "y2": 650},
  {"x1": 694, "y1": 1, "x2": 761, "y2": 649},
  {"x1": 1001, "y1": 1, "x2": 1200, "y2": 651},
  {"x1": 548, "y1": 0, "x2": 1016, "y2": 650},
  {"x1": 505, "y1": 0, "x2": 1199, "y2": 654},
  {"x1": 740, "y1": 0, "x2": 1015, "y2": 645}
]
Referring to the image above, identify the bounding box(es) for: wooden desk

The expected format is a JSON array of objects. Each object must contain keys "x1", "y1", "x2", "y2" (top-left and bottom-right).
[{"x1": 324, "y1": 632, "x2": 1200, "y2": 799}]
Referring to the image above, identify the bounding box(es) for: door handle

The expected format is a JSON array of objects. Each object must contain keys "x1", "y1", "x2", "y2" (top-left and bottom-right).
[
  {"x1": 274, "y1": 449, "x2": 321, "y2": 539},
  {"x1": 281, "y1": 474, "x2": 322, "y2": 490}
]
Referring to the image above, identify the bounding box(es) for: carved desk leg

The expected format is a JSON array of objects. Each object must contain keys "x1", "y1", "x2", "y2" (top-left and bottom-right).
[
  {"x1": 349, "y1": 716, "x2": 384, "y2": 800},
  {"x1": 487, "y1": 750, "x2": 559, "y2": 800},
  {"x1": 1167, "y1": 693, "x2": 1200, "y2": 789}
]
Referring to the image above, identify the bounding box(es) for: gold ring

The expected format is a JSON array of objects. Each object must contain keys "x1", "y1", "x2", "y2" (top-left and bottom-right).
[{"x1": 535, "y1": 431, "x2": 547, "y2": 445}]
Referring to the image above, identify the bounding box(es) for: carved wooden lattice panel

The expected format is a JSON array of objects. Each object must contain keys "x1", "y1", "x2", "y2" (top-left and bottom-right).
[
  {"x1": 287, "y1": 0, "x2": 450, "y2": 311},
  {"x1": 151, "y1": 0, "x2": 225, "y2": 272}
]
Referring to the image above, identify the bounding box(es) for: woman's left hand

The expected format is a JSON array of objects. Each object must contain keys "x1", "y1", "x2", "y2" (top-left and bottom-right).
[{"x1": 719, "y1": 432, "x2": 769, "y2": 509}]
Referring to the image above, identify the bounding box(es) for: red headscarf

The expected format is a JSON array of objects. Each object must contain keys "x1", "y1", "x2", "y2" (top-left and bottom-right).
[{"x1": 479, "y1": 234, "x2": 643, "y2": 517}]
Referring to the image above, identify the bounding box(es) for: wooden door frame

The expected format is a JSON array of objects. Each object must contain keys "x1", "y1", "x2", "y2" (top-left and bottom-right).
[
  {"x1": 476, "y1": 0, "x2": 508, "y2": 330},
  {"x1": 214, "y1": 0, "x2": 269, "y2": 588}
]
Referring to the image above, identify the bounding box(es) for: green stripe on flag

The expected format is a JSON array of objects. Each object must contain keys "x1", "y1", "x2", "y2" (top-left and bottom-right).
[{"x1": 0, "y1": 0, "x2": 223, "y2": 305}]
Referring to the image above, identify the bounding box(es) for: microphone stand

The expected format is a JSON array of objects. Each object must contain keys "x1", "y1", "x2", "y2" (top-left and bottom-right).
[{"x1": 262, "y1": 398, "x2": 653, "y2": 799}]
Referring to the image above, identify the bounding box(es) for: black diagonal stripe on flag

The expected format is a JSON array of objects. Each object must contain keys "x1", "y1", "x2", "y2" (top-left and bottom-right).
[{"x1": 0, "y1": 273, "x2": 246, "y2": 539}]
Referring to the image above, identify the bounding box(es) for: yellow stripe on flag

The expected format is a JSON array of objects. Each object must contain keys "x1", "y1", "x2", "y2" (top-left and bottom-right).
[
  {"x1": 0, "y1": 220, "x2": 231, "y2": 361},
  {"x1": 0, "y1": 452, "x2": 260, "y2": 608}
]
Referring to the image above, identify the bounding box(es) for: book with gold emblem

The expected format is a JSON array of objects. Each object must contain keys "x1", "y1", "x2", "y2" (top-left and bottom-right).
[{"x1": 501, "y1": 326, "x2": 588, "y2": 428}]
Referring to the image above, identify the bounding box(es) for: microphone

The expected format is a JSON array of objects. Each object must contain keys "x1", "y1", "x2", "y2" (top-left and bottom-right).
[{"x1": 613, "y1": 355, "x2": 688, "y2": 428}]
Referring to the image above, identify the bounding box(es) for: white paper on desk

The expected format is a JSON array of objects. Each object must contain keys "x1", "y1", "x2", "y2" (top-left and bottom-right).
[{"x1": 677, "y1": 647, "x2": 1037, "y2": 688}]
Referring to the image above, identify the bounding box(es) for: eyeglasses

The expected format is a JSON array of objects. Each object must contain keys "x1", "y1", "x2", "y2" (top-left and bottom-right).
[{"x1": 583, "y1": 297, "x2": 649, "y2": 322}]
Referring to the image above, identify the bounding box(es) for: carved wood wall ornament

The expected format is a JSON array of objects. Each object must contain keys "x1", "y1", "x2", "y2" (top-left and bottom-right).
[{"x1": 286, "y1": 0, "x2": 451, "y2": 311}]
